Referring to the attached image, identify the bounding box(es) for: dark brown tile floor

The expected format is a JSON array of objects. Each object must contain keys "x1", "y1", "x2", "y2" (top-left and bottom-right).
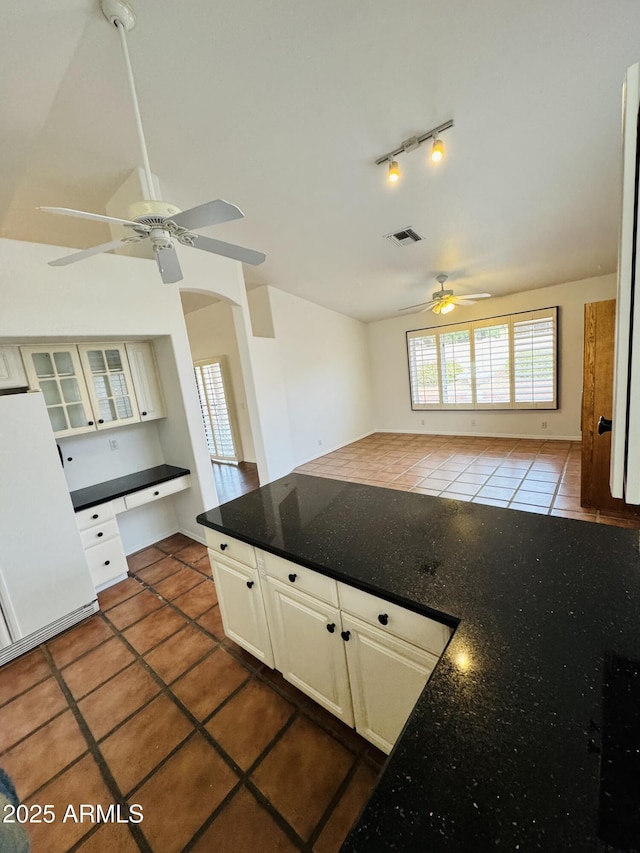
[
  {"x1": 295, "y1": 433, "x2": 640, "y2": 528},
  {"x1": 0, "y1": 533, "x2": 384, "y2": 853}
]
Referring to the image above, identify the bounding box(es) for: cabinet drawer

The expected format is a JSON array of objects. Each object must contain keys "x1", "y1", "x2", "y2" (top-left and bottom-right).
[
  {"x1": 262, "y1": 551, "x2": 338, "y2": 606},
  {"x1": 338, "y1": 583, "x2": 451, "y2": 656},
  {"x1": 124, "y1": 475, "x2": 190, "y2": 509},
  {"x1": 85, "y1": 538, "x2": 128, "y2": 589},
  {"x1": 205, "y1": 529, "x2": 256, "y2": 568},
  {"x1": 76, "y1": 502, "x2": 116, "y2": 531},
  {"x1": 80, "y1": 518, "x2": 120, "y2": 550}
]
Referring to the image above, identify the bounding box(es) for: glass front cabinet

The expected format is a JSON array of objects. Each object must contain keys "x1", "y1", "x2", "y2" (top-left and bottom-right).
[
  {"x1": 77, "y1": 344, "x2": 140, "y2": 429},
  {"x1": 22, "y1": 345, "x2": 97, "y2": 437},
  {"x1": 21, "y1": 343, "x2": 148, "y2": 436}
]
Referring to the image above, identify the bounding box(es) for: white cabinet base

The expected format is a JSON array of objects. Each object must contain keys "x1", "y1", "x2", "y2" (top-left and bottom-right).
[
  {"x1": 342, "y1": 613, "x2": 439, "y2": 754},
  {"x1": 266, "y1": 578, "x2": 354, "y2": 726},
  {"x1": 209, "y1": 550, "x2": 274, "y2": 668}
]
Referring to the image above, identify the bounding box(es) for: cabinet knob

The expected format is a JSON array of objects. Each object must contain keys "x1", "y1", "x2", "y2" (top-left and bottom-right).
[
  {"x1": 246, "y1": 580, "x2": 254, "y2": 589},
  {"x1": 97, "y1": 531, "x2": 103, "y2": 538},
  {"x1": 154, "y1": 491, "x2": 160, "y2": 496},
  {"x1": 98, "y1": 419, "x2": 104, "y2": 424},
  {"x1": 326, "y1": 623, "x2": 336, "y2": 633},
  {"x1": 341, "y1": 630, "x2": 351, "y2": 642},
  {"x1": 92, "y1": 513, "x2": 99, "y2": 520},
  {"x1": 220, "y1": 543, "x2": 228, "y2": 551},
  {"x1": 104, "y1": 560, "x2": 110, "y2": 566},
  {"x1": 288, "y1": 573, "x2": 297, "y2": 583},
  {"x1": 142, "y1": 411, "x2": 148, "y2": 416},
  {"x1": 88, "y1": 420, "x2": 94, "y2": 426},
  {"x1": 378, "y1": 613, "x2": 389, "y2": 626},
  {"x1": 597, "y1": 415, "x2": 613, "y2": 435}
]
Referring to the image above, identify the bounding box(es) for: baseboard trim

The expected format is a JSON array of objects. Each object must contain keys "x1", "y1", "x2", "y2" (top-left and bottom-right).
[
  {"x1": 295, "y1": 430, "x2": 377, "y2": 467},
  {"x1": 374, "y1": 429, "x2": 581, "y2": 441}
]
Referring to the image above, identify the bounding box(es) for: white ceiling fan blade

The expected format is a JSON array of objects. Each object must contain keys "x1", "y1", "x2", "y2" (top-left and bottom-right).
[
  {"x1": 187, "y1": 234, "x2": 266, "y2": 266},
  {"x1": 154, "y1": 244, "x2": 183, "y2": 284},
  {"x1": 38, "y1": 206, "x2": 145, "y2": 230},
  {"x1": 399, "y1": 300, "x2": 437, "y2": 312},
  {"x1": 169, "y1": 199, "x2": 244, "y2": 232},
  {"x1": 47, "y1": 239, "x2": 136, "y2": 267},
  {"x1": 460, "y1": 293, "x2": 492, "y2": 300},
  {"x1": 454, "y1": 298, "x2": 478, "y2": 306}
]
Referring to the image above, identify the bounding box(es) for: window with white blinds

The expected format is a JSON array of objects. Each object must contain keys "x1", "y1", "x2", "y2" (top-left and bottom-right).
[
  {"x1": 407, "y1": 307, "x2": 557, "y2": 410},
  {"x1": 194, "y1": 359, "x2": 239, "y2": 462}
]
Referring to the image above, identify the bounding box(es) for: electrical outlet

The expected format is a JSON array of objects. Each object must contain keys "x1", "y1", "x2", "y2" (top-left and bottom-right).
[
  {"x1": 541, "y1": 421, "x2": 548, "y2": 429},
  {"x1": 471, "y1": 419, "x2": 476, "y2": 427},
  {"x1": 318, "y1": 439, "x2": 323, "y2": 446},
  {"x1": 421, "y1": 419, "x2": 425, "y2": 426},
  {"x1": 109, "y1": 438, "x2": 120, "y2": 451}
]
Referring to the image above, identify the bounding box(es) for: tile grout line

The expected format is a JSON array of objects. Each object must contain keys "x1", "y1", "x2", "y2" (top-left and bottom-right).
[{"x1": 40, "y1": 644, "x2": 152, "y2": 853}]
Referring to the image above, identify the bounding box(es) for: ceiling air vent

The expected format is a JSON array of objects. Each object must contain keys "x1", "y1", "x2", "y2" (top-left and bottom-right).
[{"x1": 385, "y1": 227, "x2": 422, "y2": 247}]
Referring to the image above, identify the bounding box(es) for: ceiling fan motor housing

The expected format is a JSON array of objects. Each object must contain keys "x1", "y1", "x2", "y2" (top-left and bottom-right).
[{"x1": 127, "y1": 200, "x2": 181, "y2": 221}]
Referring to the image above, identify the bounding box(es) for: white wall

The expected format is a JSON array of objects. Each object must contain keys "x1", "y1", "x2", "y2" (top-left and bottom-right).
[
  {"x1": 259, "y1": 285, "x2": 375, "y2": 464},
  {"x1": 367, "y1": 274, "x2": 617, "y2": 440},
  {"x1": 0, "y1": 237, "x2": 251, "y2": 546},
  {"x1": 184, "y1": 300, "x2": 256, "y2": 463}
]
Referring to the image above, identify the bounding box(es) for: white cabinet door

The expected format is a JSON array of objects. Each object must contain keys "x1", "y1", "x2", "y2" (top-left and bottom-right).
[
  {"x1": 21, "y1": 345, "x2": 95, "y2": 436},
  {"x1": 342, "y1": 612, "x2": 439, "y2": 754},
  {"x1": 77, "y1": 344, "x2": 140, "y2": 429},
  {"x1": 125, "y1": 341, "x2": 166, "y2": 421},
  {"x1": 0, "y1": 346, "x2": 27, "y2": 390},
  {"x1": 266, "y1": 578, "x2": 354, "y2": 726},
  {"x1": 209, "y1": 552, "x2": 274, "y2": 667}
]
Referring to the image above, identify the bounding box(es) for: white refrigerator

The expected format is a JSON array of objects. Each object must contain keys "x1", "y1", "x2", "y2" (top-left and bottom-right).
[{"x1": 0, "y1": 391, "x2": 97, "y2": 666}]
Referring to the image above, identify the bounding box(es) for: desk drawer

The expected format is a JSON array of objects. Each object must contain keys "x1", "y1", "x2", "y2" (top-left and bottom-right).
[
  {"x1": 85, "y1": 538, "x2": 128, "y2": 589},
  {"x1": 76, "y1": 502, "x2": 116, "y2": 531},
  {"x1": 80, "y1": 518, "x2": 120, "y2": 550},
  {"x1": 124, "y1": 475, "x2": 190, "y2": 509},
  {"x1": 338, "y1": 583, "x2": 451, "y2": 655}
]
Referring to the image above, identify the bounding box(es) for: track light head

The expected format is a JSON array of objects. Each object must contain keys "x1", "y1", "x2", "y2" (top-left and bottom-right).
[
  {"x1": 431, "y1": 138, "x2": 444, "y2": 162},
  {"x1": 388, "y1": 160, "x2": 400, "y2": 183}
]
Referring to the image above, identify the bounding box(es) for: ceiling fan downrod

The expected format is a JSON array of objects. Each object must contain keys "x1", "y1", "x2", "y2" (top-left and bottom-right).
[{"x1": 100, "y1": 0, "x2": 158, "y2": 202}]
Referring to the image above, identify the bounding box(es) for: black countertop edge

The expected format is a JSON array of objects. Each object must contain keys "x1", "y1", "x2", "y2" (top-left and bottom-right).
[
  {"x1": 196, "y1": 513, "x2": 460, "y2": 629},
  {"x1": 71, "y1": 464, "x2": 190, "y2": 512}
]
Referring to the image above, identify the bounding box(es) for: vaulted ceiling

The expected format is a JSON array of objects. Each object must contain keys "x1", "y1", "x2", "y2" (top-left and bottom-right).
[{"x1": 3, "y1": 1, "x2": 640, "y2": 321}]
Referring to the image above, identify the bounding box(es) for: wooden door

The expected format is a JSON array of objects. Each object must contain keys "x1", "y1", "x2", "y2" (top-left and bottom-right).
[{"x1": 582, "y1": 300, "x2": 640, "y2": 517}]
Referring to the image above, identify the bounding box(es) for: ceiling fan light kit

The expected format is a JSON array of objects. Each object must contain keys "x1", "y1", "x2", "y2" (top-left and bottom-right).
[
  {"x1": 399, "y1": 274, "x2": 492, "y2": 315},
  {"x1": 39, "y1": 0, "x2": 265, "y2": 284}
]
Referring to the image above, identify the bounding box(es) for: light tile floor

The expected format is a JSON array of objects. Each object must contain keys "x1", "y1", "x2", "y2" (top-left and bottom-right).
[
  {"x1": 295, "y1": 433, "x2": 640, "y2": 528},
  {"x1": 0, "y1": 535, "x2": 384, "y2": 853}
]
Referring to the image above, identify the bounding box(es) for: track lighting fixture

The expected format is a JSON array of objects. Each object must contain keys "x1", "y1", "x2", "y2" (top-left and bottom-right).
[{"x1": 375, "y1": 119, "x2": 453, "y2": 183}]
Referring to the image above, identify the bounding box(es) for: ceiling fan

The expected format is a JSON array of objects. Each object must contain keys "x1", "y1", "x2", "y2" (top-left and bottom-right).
[
  {"x1": 39, "y1": 0, "x2": 265, "y2": 284},
  {"x1": 399, "y1": 274, "x2": 491, "y2": 315}
]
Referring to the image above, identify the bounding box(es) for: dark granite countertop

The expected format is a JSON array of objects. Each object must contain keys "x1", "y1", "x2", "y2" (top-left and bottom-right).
[
  {"x1": 197, "y1": 473, "x2": 640, "y2": 852},
  {"x1": 70, "y1": 464, "x2": 190, "y2": 511}
]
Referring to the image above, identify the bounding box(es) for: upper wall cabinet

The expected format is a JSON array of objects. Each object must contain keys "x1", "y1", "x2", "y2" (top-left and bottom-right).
[
  {"x1": 21, "y1": 340, "x2": 165, "y2": 437},
  {"x1": 125, "y1": 341, "x2": 166, "y2": 421},
  {"x1": 0, "y1": 346, "x2": 28, "y2": 390},
  {"x1": 22, "y1": 345, "x2": 97, "y2": 437},
  {"x1": 77, "y1": 344, "x2": 140, "y2": 430}
]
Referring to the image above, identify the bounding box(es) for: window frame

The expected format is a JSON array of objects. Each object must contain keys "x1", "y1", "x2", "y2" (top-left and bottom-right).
[{"x1": 406, "y1": 306, "x2": 558, "y2": 412}]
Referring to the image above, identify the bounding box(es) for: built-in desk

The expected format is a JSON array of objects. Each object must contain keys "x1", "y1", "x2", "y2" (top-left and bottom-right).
[{"x1": 71, "y1": 465, "x2": 190, "y2": 592}]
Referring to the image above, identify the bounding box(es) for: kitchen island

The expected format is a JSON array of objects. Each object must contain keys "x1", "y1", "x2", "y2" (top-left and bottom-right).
[{"x1": 197, "y1": 473, "x2": 640, "y2": 852}]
